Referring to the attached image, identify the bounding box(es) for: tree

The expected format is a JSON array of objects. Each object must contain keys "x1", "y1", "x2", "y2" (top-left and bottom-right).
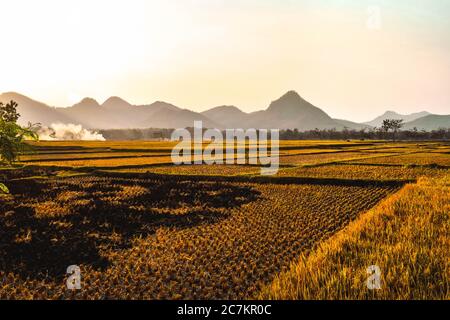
[
  {"x1": 0, "y1": 100, "x2": 20, "y2": 123},
  {"x1": 0, "y1": 100, "x2": 39, "y2": 164},
  {"x1": 382, "y1": 119, "x2": 404, "y2": 141}
]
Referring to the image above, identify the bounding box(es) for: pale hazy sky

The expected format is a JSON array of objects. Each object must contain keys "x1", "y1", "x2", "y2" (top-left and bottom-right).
[{"x1": 1, "y1": 0, "x2": 449, "y2": 122}]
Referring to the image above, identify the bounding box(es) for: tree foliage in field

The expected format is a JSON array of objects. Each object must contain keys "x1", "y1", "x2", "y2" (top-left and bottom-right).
[
  {"x1": 0, "y1": 100, "x2": 20, "y2": 123},
  {"x1": 382, "y1": 119, "x2": 404, "y2": 141},
  {"x1": 278, "y1": 127, "x2": 450, "y2": 140},
  {"x1": 97, "y1": 126, "x2": 450, "y2": 141},
  {"x1": 0, "y1": 100, "x2": 39, "y2": 164}
]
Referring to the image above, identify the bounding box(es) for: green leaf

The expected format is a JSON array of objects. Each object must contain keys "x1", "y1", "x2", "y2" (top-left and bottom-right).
[{"x1": 0, "y1": 183, "x2": 9, "y2": 194}]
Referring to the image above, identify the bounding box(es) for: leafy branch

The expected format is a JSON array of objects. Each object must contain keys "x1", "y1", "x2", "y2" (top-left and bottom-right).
[{"x1": 0, "y1": 100, "x2": 40, "y2": 165}]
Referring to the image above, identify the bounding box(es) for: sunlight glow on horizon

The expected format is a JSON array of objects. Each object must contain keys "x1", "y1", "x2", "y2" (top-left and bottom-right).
[{"x1": 1, "y1": 0, "x2": 449, "y2": 122}]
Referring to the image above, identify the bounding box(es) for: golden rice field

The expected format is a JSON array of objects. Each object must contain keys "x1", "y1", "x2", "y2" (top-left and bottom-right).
[
  {"x1": 0, "y1": 174, "x2": 400, "y2": 299},
  {"x1": 276, "y1": 164, "x2": 447, "y2": 180},
  {"x1": 260, "y1": 175, "x2": 449, "y2": 300},
  {"x1": 277, "y1": 152, "x2": 395, "y2": 165},
  {"x1": 0, "y1": 140, "x2": 449, "y2": 299},
  {"x1": 110, "y1": 164, "x2": 262, "y2": 176},
  {"x1": 19, "y1": 156, "x2": 174, "y2": 168},
  {"x1": 18, "y1": 152, "x2": 171, "y2": 162},
  {"x1": 346, "y1": 152, "x2": 450, "y2": 167}
]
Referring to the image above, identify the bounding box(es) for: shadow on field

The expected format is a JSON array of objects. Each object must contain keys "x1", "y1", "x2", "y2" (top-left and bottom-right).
[
  {"x1": 99, "y1": 170, "x2": 411, "y2": 188},
  {"x1": 0, "y1": 175, "x2": 261, "y2": 280}
]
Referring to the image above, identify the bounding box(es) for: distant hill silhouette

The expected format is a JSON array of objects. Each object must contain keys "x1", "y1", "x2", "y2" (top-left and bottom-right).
[
  {"x1": 403, "y1": 114, "x2": 450, "y2": 131},
  {"x1": 364, "y1": 110, "x2": 431, "y2": 127},
  {"x1": 332, "y1": 119, "x2": 371, "y2": 130},
  {"x1": 0, "y1": 92, "x2": 219, "y2": 129},
  {"x1": 247, "y1": 91, "x2": 340, "y2": 129},
  {"x1": 202, "y1": 105, "x2": 251, "y2": 128},
  {"x1": 0, "y1": 92, "x2": 75, "y2": 125},
  {"x1": 203, "y1": 91, "x2": 369, "y2": 130},
  {"x1": 1, "y1": 91, "x2": 448, "y2": 131}
]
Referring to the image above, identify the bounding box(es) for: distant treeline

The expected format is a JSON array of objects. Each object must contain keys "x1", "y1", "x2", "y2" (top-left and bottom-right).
[
  {"x1": 98, "y1": 128, "x2": 174, "y2": 140},
  {"x1": 279, "y1": 128, "x2": 450, "y2": 140},
  {"x1": 98, "y1": 127, "x2": 450, "y2": 141}
]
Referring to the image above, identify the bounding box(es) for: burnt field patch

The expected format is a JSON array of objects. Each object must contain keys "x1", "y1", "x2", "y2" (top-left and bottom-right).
[
  {"x1": 0, "y1": 176, "x2": 259, "y2": 279},
  {"x1": 0, "y1": 173, "x2": 402, "y2": 299}
]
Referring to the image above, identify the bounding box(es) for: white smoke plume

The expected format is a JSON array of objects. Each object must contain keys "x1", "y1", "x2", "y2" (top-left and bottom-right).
[{"x1": 38, "y1": 123, "x2": 105, "y2": 141}]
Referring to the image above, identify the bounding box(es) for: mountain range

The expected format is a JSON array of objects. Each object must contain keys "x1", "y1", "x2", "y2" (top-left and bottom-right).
[
  {"x1": 1, "y1": 91, "x2": 449, "y2": 131},
  {"x1": 363, "y1": 110, "x2": 432, "y2": 127}
]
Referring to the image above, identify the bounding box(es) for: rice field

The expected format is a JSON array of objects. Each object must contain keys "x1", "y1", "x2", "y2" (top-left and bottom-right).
[
  {"x1": 345, "y1": 152, "x2": 450, "y2": 167},
  {"x1": 19, "y1": 156, "x2": 174, "y2": 168},
  {"x1": 0, "y1": 140, "x2": 448, "y2": 300},
  {"x1": 0, "y1": 174, "x2": 400, "y2": 299},
  {"x1": 110, "y1": 164, "x2": 262, "y2": 176},
  {"x1": 277, "y1": 152, "x2": 394, "y2": 165},
  {"x1": 18, "y1": 152, "x2": 172, "y2": 162},
  {"x1": 260, "y1": 175, "x2": 450, "y2": 300},
  {"x1": 276, "y1": 164, "x2": 447, "y2": 180}
]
